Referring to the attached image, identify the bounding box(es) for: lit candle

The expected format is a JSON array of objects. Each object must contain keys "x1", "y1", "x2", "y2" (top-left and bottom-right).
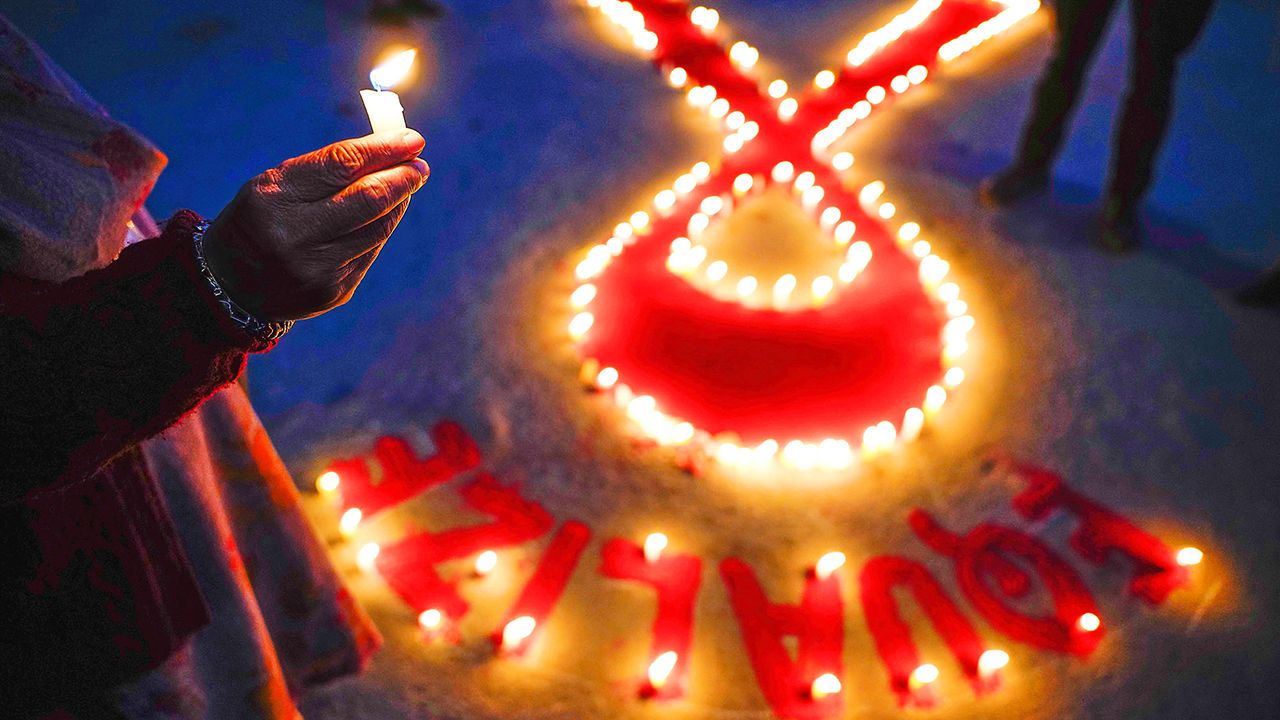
[
  {"x1": 811, "y1": 672, "x2": 842, "y2": 700},
  {"x1": 501, "y1": 616, "x2": 537, "y2": 652},
  {"x1": 361, "y1": 49, "x2": 417, "y2": 134},
  {"x1": 909, "y1": 663, "x2": 939, "y2": 689},
  {"x1": 977, "y1": 649, "x2": 1010, "y2": 678},
  {"x1": 315, "y1": 470, "x2": 340, "y2": 495},
  {"x1": 339, "y1": 507, "x2": 363, "y2": 538},
  {"x1": 357, "y1": 542, "x2": 381, "y2": 573},
  {"x1": 1175, "y1": 546, "x2": 1204, "y2": 567},
  {"x1": 814, "y1": 551, "x2": 846, "y2": 581},
  {"x1": 418, "y1": 608, "x2": 444, "y2": 633},
  {"x1": 643, "y1": 533, "x2": 669, "y2": 563},
  {"x1": 648, "y1": 651, "x2": 679, "y2": 690},
  {"x1": 474, "y1": 549, "x2": 498, "y2": 577}
]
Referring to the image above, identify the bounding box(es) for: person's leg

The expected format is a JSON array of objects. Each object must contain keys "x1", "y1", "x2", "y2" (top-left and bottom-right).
[
  {"x1": 1236, "y1": 261, "x2": 1280, "y2": 307},
  {"x1": 982, "y1": 0, "x2": 1121, "y2": 206},
  {"x1": 1098, "y1": 0, "x2": 1215, "y2": 251}
]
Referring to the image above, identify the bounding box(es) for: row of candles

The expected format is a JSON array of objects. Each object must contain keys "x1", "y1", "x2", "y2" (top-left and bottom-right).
[
  {"x1": 661, "y1": 163, "x2": 875, "y2": 310},
  {"x1": 318, "y1": 469, "x2": 1207, "y2": 704}
]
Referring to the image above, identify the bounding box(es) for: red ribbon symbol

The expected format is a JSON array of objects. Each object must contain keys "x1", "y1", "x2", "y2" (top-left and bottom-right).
[{"x1": 568, "y1": 0, "x2": 1040, "y2": 471}]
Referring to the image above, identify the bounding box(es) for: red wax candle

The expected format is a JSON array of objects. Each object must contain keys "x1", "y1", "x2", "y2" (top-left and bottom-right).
[
  {"x1": 1007, "y1": 461, "x2": 1190, "y2": 605},
  {"x1": 859, "y1": 555, "x2": 986, "y2": 708},
  {"x1": 493, "y1": 521, "x2": 593, "y2": 656},
  {"x1": 376, "y1": 474, "x2": 554, "y2": 623},
  {"x1": 326, "y1": 420, "x2": 481, "y2": 518},
  {"x1": 910, "y1": 511, "x2": 1103, "y2": 658},
  {"x1": 600, "y1": 537, "x2": 703, "y2": 698},
  {"x1": 721, "y1": 558, "x2": 844, "y2": 719}
]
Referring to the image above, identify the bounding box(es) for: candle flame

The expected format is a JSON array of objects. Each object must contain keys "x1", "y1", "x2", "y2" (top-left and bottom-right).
[
  {"x1": 643, "y1": 533, "x2": 668, "y2": 563},
  {"x1": 501, "y1": 616, "x2": 537, "y2": 651},
  {"x1": 315, "y1": 470, "x2": 340, "y2": 495},
  {"x1": 811, "y1": 673, "x2": 842, "y2": 699},
  {"x1": 474, "y1": 550, "x2": 498, "y2": 576},
  {"x1": 1176, "y1": 546, "x2": 1203, "y2": 567},
  {"x1": 978, "y1": 649, "x2": 1010, "y2": 676},
  {"x1": 815, "y1": 551, "x2": 846, "y2": 581},
  {"x1": 370, "y1": 49, "x2": 417, "y2": 91},
  {"x1": 356, "y1": 542, "x2": 380, "y2": 573},
  {"x1": 909, "y1": 663, "x2": 939, "y2": 689},
  {"x1": 1077, "y1": 612, "x2": 1101, "y2": 632},
  {"x1": 339, "y1": 507, "x2": 363, "y2": 538},
  {"x1": 419, "y1": 608, "x2": 443, "y2": 631},
  {"x1": 648, "y1": 651, "x2": 678, "y2": 689}
]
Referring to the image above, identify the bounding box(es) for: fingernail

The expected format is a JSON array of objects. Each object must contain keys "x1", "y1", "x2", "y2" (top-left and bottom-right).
[
  {"x1": 401, "y1": 129, "x2": 424, "y2": 146},
  {"x1": 411, "y1": 158, "x2": 430, "y2": 183}
]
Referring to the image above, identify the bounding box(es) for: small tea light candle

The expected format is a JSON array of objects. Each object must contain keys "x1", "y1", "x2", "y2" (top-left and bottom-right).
[{"x1": 362, "y1": 49, "x2": 417, "y2": 134}]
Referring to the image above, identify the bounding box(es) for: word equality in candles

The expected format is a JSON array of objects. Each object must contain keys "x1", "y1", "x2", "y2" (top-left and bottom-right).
[
  {"x1": 325, "y1": 422, "x2": 1210, "y2": 717},
  {"x1": 361, "y1": 48, "x2": 416, "y2": 134}
]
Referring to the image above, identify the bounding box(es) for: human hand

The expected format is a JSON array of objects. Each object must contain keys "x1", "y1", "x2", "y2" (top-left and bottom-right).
[{"x1": 202, "y1": 130, "x2": 429, "y2": 322}]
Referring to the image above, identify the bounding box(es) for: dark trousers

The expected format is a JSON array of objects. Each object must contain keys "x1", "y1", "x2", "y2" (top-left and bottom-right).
[{"x1": 1015, "y1": 0, "x2": 1215, "y2": 216}]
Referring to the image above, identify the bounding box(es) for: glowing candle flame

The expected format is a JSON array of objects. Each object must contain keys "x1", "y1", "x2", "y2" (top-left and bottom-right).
[
  {"x1": 356, "y1": 542, "x2": 380, "y2": 573},
  {"x1": 474, "y1": 550, "x2": 498, "y2": 576},
  {"x1": 419, "y1": 608, "x2": 443, "y2": 631},
  {"x1": 370, "y1": 49, "x2": 417, "y2": 91},
  {"x1": 339, "y1": 507, "x2": 363, "y2": 538},
  {"x1": 1176, "y1": 547, "x2": 1203, "y2": 567},
  {"x1": 643, "y1": 533, "x2": 669, "y2": 563},
  {"x1": 648, "y1": 650, "x2": 678, "y2": 689},
  {"x1": 978, "y1": 649, "x2": 1010, "y2": 676},
  {"x1": 502, "y1": 616, "x2": 537, "y2": 651},
  {"x1": 1077, "y1": 612, "x2": 1101, "y2": 632},
  {"x1": 811, "y1": 673, "x2": 842, "y2": 699},
  {"x1": 909, "y1": 663, "x2": 939, "y2": 688},
  {"x1": 815, "y1": 551, "x2": 846, "y2": 581},
  {"x1": 315, "y1": 471, "x2": 340, "y2": 495}
]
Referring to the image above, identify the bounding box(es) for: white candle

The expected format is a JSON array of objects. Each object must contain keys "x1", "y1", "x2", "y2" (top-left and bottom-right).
[{"x1": 362, "y1": 49, "x2": 416, "y2": 134}]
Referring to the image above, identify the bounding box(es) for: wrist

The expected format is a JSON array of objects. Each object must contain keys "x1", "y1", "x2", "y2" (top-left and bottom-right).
[{"x1": 191, "y1": 220, "x2": 294, "y2": 344}]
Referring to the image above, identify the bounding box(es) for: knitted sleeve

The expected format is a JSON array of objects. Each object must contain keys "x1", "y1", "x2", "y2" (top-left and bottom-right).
[{"x1": 0, "y1": 210, "x2": 277, "y2": 498}]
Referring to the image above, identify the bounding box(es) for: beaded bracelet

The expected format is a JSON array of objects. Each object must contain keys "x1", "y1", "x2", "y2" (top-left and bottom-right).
[{"x1": 191, "y1": 220, "x2": 293, "y2": 343}]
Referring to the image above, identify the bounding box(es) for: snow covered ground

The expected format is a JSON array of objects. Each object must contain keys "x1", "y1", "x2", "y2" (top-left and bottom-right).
[{"x1": 7, "y1": 1, "x2": 1280, "y2": 718}]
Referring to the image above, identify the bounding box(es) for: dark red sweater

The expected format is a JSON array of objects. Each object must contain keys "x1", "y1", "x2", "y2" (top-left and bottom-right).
[{"x1": 0, "y1": 211, "x2": 275, "y2": 713}]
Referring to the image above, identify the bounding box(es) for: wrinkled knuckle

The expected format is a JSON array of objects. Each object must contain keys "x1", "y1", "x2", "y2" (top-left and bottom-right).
[
  {"x1": 358, "y1": 177, "x2": 394, "y2": 216},
  {"x1": 325, "y1": 143, "x2": 366, "y2": 185},
  {"x1": 248, "y1": 169, "x2": 286, "y2": 203}
]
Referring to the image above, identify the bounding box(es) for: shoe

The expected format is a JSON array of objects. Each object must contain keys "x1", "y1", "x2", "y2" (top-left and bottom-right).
[
  {"x1": 978, "y1": 165, "x2": 1049, "y2": 207},
  {"x1": 1097, "y1": 196, "x2": 1141, "y2": 254},
  {"x1": 1237, "y1": 266, "x2": 1280, "y2": 307},
  {"x1": 1097, "y1": 213, "x2": 1141, "y2": 254}
]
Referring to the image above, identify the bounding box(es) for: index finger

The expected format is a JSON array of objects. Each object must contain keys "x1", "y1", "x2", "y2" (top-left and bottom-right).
[{"x1": 274, "y1": 130, "x2": 425, "y2": 200}]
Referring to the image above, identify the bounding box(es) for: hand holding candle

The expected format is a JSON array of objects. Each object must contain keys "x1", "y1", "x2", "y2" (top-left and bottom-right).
[{"x1": 203, "y1": 131, "x2": 428, "y2": 322}]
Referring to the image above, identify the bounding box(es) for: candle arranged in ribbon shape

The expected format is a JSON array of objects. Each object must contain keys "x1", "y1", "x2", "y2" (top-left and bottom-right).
[{"x1": 362, "y1": 48, "x2": 417, "y2": 134}]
